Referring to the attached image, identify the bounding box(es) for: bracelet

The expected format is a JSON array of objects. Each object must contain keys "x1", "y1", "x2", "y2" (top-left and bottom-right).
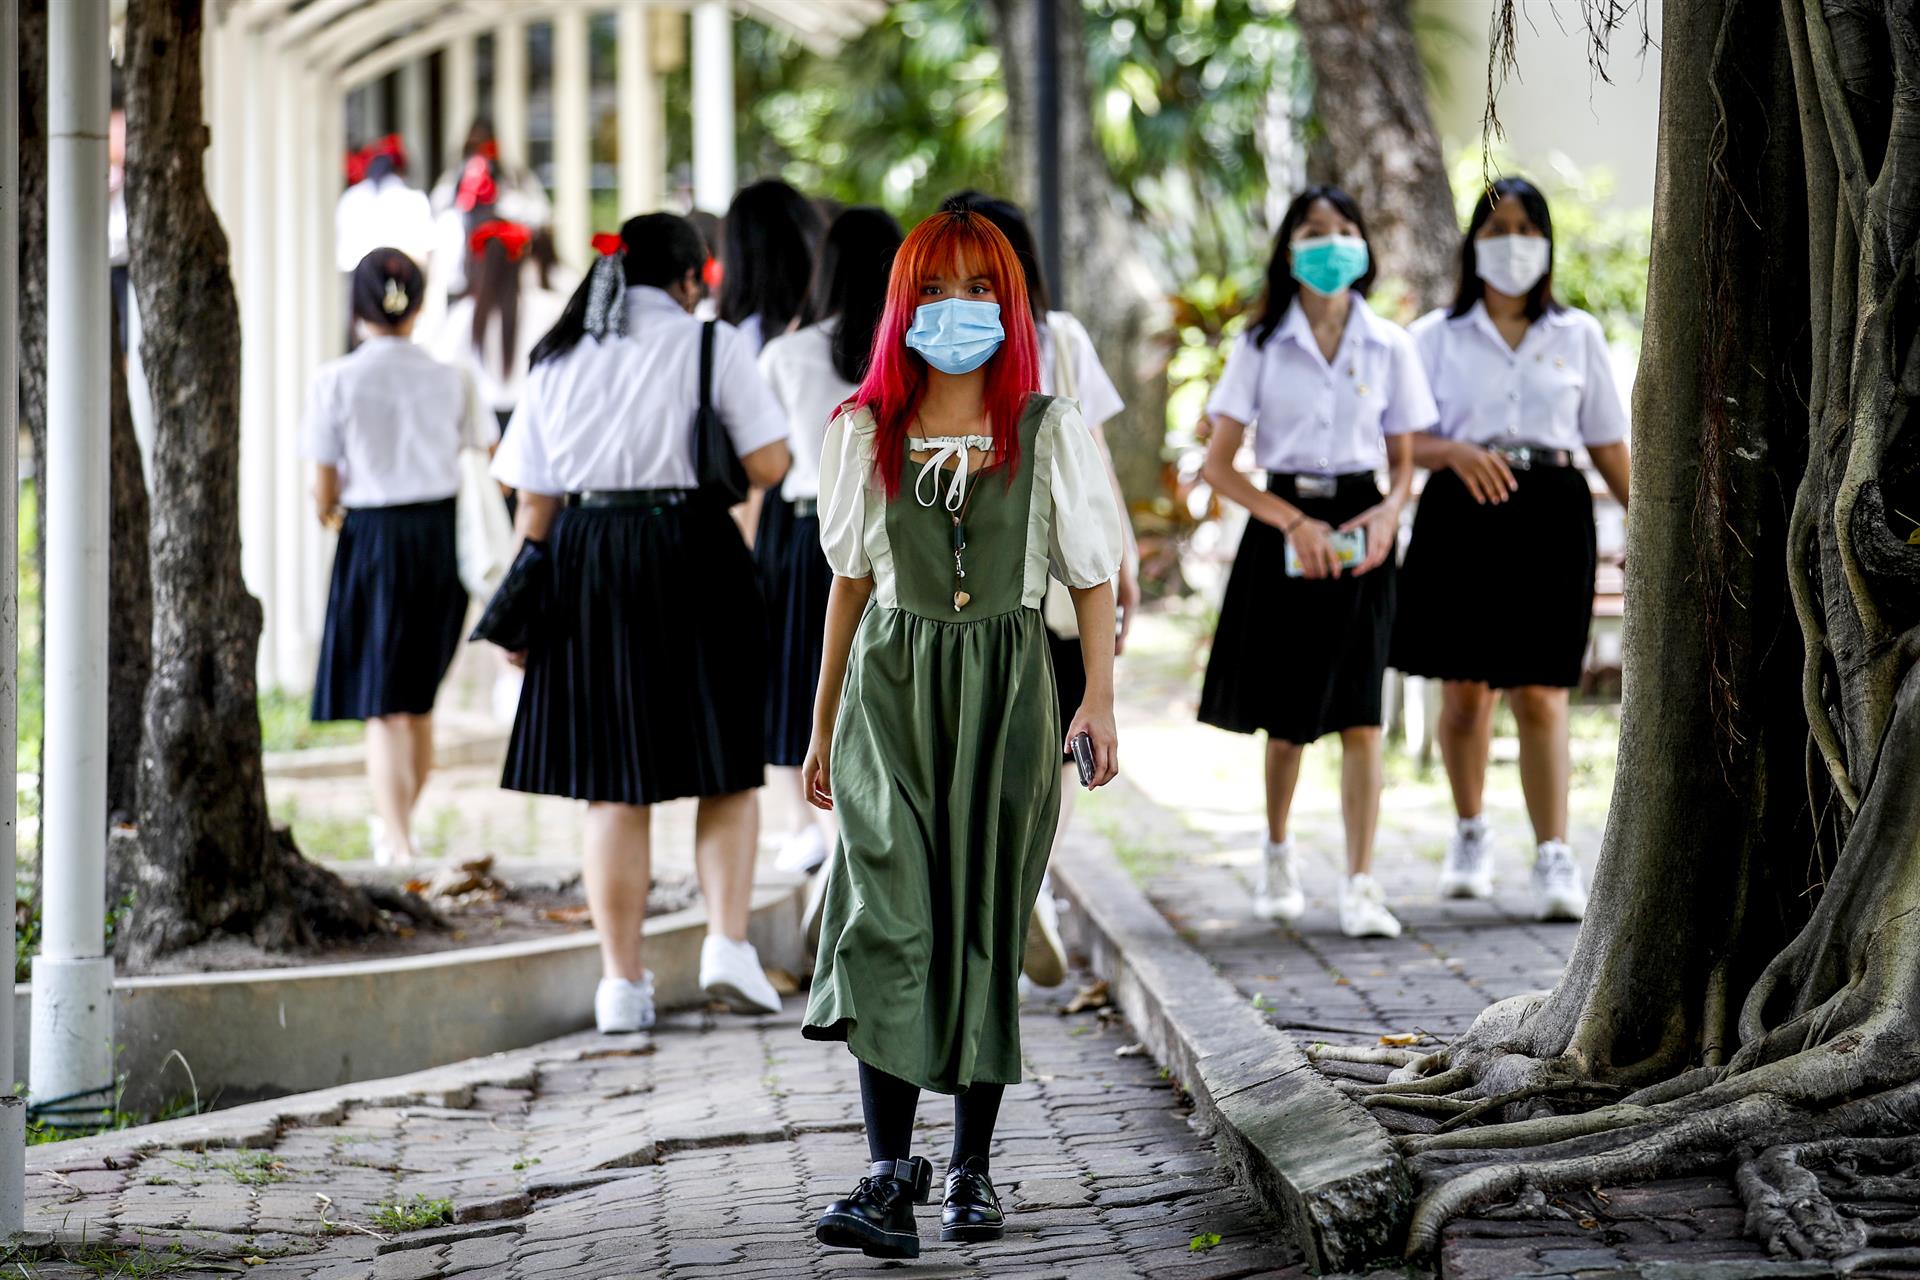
[{"x1": 1281, "y1": 512, "x2": 1303, "y2": 534}]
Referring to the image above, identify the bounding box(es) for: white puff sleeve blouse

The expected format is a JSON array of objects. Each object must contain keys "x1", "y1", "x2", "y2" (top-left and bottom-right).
[{"x1": 817, "y1": 397, "x2": 1122, "y2": 612}]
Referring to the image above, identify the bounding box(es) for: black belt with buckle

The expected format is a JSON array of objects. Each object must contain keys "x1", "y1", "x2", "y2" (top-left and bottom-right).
[
  {"x1": 571, "y1": 488, "x2": 697, "y2": 509},
  {"x1": 1489, "y1": 444, "x2": 1574, "y2": 470},
  {"x1": 791, "y1": 497, "x2": 819, "y2": 518}
]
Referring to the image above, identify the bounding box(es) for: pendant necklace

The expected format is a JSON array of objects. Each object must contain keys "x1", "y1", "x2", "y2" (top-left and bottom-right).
[{"x1": 950, "y1": 477, "x2": 981, "y2": 612}]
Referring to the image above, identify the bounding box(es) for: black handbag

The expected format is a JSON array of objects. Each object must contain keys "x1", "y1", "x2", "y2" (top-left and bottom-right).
[
  {"x1": 468, "y1": 538, "x2": 551, "y2": 652},
  {"x1": 692, "y1": 319, "x2": 750, "y2": 505}
]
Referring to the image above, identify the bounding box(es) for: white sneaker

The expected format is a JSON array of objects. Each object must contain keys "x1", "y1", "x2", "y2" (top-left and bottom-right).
[
  {"x1": 774, "y1": 824, "x2": 829, "y2": 876},
  {"x1": 595, "y1": 973, "x2": 656, "y2": 1034},
  {"x1": 366, "y1": 816, "x2": 413, "y2": 867},
  {"x1": 1253, "y1": 839, "x2": 1306, "y2": 922},
  {"x1": 699, "y1": 935, "x2": 783, "y2": 1015},
  {"x1": 1022, "y1": 891, "x2": 1069, "y2": 988},
  {"x1": 1438, "y1": 816, "x2": 1494, "y2": 899},
  {"x1": 1339, "y1": 874, "x2": 1403, "y2": 939},
  {"x1": 1532, "y1": 841, "x2": 1588, "y2": 921}
]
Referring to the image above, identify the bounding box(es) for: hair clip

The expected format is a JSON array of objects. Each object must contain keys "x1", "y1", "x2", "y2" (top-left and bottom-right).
[
  {"x1": 592, "y1": 232, "x2": 626, "y2": 257},
  {"x1": 382, "y1": 280, "x2": 409, "y2": 316},
  {"x1": 470, "y1": 220, "x2": 532, "y2": 261}
]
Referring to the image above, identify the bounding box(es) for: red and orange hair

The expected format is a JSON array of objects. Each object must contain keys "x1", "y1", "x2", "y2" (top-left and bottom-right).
[{"x1": 850, "y1": 208, "x2": 1039, "y2": 500}]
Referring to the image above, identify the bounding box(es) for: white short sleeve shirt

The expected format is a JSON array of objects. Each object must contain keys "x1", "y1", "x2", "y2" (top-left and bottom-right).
[
  {"x1": 491, "y1": 286, "x2": 790, "y2": 495},
  {"x1": 1038, "y1": 311, "x2": 1126, "y2": 430},
  {"x1": 302, "y1": 337, "x2": 497, "y2": 507},
  {"x1": 1408, "y1": 303, "x2": 1628, "y2": 451},
  {"x1": 1207, "y1": 296, "x2": 1437, "y2": 476},
  {"x1": 758, "y1": 320, "x2": 857, "y2": 502},
  {"x1": 333, "y1": 176, "x2": 436, "y2": 273}
]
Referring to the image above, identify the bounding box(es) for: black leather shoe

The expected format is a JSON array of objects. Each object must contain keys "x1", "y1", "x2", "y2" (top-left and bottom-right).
[
  {"x1": 940, "y1": 1156, "x2": 1005, "y2": 1243},
  {"x1": 816, "y1": 1157, "x2": 934, "y2": 1258}
]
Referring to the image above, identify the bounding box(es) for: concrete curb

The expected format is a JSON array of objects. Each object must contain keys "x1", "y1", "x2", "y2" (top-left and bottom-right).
[
  {"x1": 1052, "y1": 821, "x2": 1410, "y2": 1271},
  {"x1": 263, "y1": 711, "x2": 509, "y2": 779},
  {"x1": 15, "y1": 875, "x2": 806, "y2": 1117}
]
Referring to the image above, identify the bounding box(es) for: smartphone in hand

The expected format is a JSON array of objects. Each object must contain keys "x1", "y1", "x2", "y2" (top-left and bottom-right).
[{"x1": 1070, "y1": 732, "x2": 1096, "y2": 789}]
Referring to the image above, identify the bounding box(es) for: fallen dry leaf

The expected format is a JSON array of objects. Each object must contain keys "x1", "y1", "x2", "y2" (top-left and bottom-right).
[
  {"x1": 542, "y1": 905, "x2": 593, "y2": 926},
  {"x1": 1062, "y1": 979, "x2": 1111, "y2": 1016},
  {"x1": 1114, "y1": 1042, "x2": 1149, "y2": 1058},
  {"x1": 1379, "y1": 1033, "x2": 1421, "y2": 1047},
  {"x1": 763, "y1": 968, "x2": 802, "y2": 996},
  {"x1": 402, "y1": 878, "x2": 432, "y2": 895}
]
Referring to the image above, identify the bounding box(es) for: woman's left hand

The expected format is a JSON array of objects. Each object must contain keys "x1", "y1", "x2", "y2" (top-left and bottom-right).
[
  {"x1": 1339, "y1": 501, "x2": 1401, "y2": 575},
  {"x1": 1065, "y1": 703, "x2": 1119, "y2": 789}
]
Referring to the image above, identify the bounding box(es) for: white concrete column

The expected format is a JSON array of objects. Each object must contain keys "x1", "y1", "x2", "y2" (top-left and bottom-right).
[
  {"x1": 0, "y1": 0, "x2": 29, "y2": 1223},
  {"x1": 443, "y1": 32, "x2": 477, "y2": 163},
  {"x1": 238, "y1": 32, "x2": 282, "y2": 689},
  {"x1": 493, "y1": 13, "x2": 528, "y2": 173},
  {"x1": 398, "y1": 57, "x2": 429, "y2": 189},
  {"x1": 273, "y1": 74, "x2": 310, "y2": 684},
  {"x1": 33, "y1": 0, "x2": 115, "y2": 1130},
  {"x1": 552, "y1": 4, "x2": 592, "y2": 265},
  {"x1": 617, "y1": 0, "x2": 663, "y2": 215},
  {"x1": 691, "y1": 0, "x2": 735, "y2": 213},
  {"x1": 309, "y1": 86, "x2": 345, "y2": 647}
]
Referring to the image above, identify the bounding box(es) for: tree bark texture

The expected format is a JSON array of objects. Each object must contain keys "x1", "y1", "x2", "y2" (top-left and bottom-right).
[
  {"x1": 1303, "y1": 0, "x2": 1920, "y2": 1261},
  {"x1": 983, "y1": 0, "x2": 1171, "y2": 511},
  {"x1": 1294, "y1": 0, "x2": 1459, "y2": 315},
  {"x1": 120, "y1": 0, "x2": 410, "y2": 964},
  {"x1": 17, "y1": 0, "x2": 152, "y2": 837}
]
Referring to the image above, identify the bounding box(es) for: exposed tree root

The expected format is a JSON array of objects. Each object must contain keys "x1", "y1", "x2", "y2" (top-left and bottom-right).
[
  {"x1": 1740, "y1": 1137, "x2": 1920, "y2": 1272},
  {"x1": 1304, "y1": 1044, "x2": 1428, "y2": 1068},
  {"x1": 1340, "y1": 1066, "x2": 1476, "y2": 1099}
]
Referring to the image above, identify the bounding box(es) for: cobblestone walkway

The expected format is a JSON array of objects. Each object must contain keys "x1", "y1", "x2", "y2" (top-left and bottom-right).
[{"x1": 10, "y1": 979, "x2": 1302, "y2": 1279}]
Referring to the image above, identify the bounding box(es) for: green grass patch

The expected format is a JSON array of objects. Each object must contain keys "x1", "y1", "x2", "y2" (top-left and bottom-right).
[
  {"x1": 1189, "y1": 1232, "x2": 1223, "y2": 1253},
  {"x1": 0, "y1": 1240, "x2": 196, "y2": 1277},
  {"x1": 258, "y1": 686, "x2": 362, "y2": 754},
  {"x1": 371, "y1": 1193, "x2": 455, "y2": 1233},
  {"x1": 212, "y1": 1151, "x2": 292, "y2": 1187}
]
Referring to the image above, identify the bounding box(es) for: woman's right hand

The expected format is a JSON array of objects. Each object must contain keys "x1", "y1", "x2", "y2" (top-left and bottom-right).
[
  {"x1": 802, "y1": 737, "x2": 834, "y2": 811},
  {"x1": 1447, "y1": 441, "x2": 1519, "y2": 505},
  {"x1": 1287, "y1": 518, "x2": 1339, "y2": 579}
]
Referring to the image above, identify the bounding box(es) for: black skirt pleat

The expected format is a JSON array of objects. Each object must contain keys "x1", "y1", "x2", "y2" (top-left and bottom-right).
[
  {"x1": 753, "y1": 492, "x2": 834, "y2": 767},
  {"x1": 1391, "y1": 464, "x2": 1597, "y2": 689},
  {"x1": 502, "y1": 499, "x2": 768, "y2": 805},
  {"x1": 1198, "y1": 474, "x2": 1396, "y2": 745},
  {"x1": 311, "y1": 498, "x2": 467, "y2": 722},
  {"x1": 1047, "y1": 629, "x2": 1087, "y2": 762}
]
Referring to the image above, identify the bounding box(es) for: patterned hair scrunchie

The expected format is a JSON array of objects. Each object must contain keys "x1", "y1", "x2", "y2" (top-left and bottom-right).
[{"x1": 583, "y1": 246, "x2": 628, "y2": 342}]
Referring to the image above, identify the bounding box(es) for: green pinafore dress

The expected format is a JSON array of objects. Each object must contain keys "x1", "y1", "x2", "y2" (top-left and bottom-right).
[{"x1": 804, "y1": 394, "x2": 1120, "y2": 1094}]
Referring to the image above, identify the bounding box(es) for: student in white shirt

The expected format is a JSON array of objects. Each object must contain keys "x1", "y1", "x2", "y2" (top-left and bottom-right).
[
  {"x1": 489, "y1": 214, "x2": 793, "y2": 1034},
  {"x1": 1199, "y1": 186, "x2": 1437, "y2": 940},
  {"x1": 717, "y1": 178, "x2": 824, "y2": 353},
  {"x1": 757, "y1": 207, "x2": 905, "y2": 881},
  {"x1": 1392, "y1": 177, "x2": 1631, "y2": 922},
  {"x1": 950, "y1": 192, "x2": 1140, "y2": 988},
  {"x1": 335, "y1": 142, "x2": 436, "y2": 349},
  {"x1": 306, "y1": 250, "x2": 497, "y2": 866}
]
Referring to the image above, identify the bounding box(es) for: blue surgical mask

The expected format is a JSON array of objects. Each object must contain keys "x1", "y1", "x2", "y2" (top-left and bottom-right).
[
  {"x1": 1289, "y1": 235, "x2": 1370, "y2": 297},
  {"x1": 906, "y1": 298, "x2": 1004, "y2": 374}
]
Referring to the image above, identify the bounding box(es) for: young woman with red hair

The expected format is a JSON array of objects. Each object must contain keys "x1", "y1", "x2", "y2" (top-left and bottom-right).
[{"x1": 801, "y1": 205, "x2": 1125, "y2": 1258}]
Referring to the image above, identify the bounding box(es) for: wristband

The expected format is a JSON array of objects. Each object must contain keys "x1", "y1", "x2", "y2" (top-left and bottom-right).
[{"x1": 1281, "y1": 512, "x2": 1303, "y2": 535}]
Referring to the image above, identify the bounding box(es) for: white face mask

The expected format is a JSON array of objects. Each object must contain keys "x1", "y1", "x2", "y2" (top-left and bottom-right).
[{"x1": 1475, "y1": 234, "x2": 1551, "y2": 298}]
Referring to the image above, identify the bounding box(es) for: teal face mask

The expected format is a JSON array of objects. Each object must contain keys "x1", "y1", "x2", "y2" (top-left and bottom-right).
[{"x1": 1289, "y1": 235, "x2": 1370, "y2": 297}]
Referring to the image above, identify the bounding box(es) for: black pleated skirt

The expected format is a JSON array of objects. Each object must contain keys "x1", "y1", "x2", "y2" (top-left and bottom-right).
[
  {"x1": 753, "y1": 492, "x2": 833, "y2": 768},
  {"x1": 502, "y1": 498, "x2": 768, "y2": 805},
  {"x1": 1047, "y1": 628, "x2": 1086, "y2": 762},
  {"x1": 311, "y1": 498, "x2": 467, "y2": 722},
  {"x1": 1391, "y1": 464, "x2": 1597, "y2": 689},
  {"x1": 1198, "y1": 473, "x2": 1396, "y2": 745}
]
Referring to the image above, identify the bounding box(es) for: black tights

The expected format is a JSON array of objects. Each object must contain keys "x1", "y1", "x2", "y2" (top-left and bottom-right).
[{"x1": 857, "y1": 1062, "x2": 1005, "y2": 1170}]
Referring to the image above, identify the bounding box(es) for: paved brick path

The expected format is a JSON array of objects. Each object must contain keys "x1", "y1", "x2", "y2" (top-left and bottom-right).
[
  {"x1": 11, "y1": 979, "x2": 1303, "y2": 1279},
  {"x1": 1080, "y1": 611, "x2": 1788, "y2": 1279}
]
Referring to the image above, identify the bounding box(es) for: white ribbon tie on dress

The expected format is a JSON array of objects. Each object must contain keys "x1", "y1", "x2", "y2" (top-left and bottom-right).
[{"x1": 910, "y1": 435, "x2": 996, "y2": 511}]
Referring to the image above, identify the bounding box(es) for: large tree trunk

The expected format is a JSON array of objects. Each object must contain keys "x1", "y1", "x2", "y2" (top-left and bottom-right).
[
  {"x1": 1299, "y1": 0, "x2": 1920, "y2": 1262},
  {"x1": 17, "y1": 0, "x2": 151, "y2": 838},
  {"x1": 119, "y1": 0, "x2": 430, "y2": 965},
  {"x1": 1294, "y1": 0, "x2": 1459, "y2": 315},
  {"x1": 983, "y1": 0, "x2": 1171, "y2": 512}
]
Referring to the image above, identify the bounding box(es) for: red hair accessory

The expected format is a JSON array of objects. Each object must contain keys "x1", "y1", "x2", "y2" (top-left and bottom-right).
[
  {"x1": 592, "y1": 232, "x2": 626, "y2": 257},
  {"x1": 345, "y1": 146, "x2": 369, "y2": 184},
  {"x1": 470, "y1": 220, "x2": 532, "y2": 261},
  {"x1": 702, "y1": 256, "x2": 724, "y2": 290},
  {"x1": 454, "y1": 154, "x2": 498, "y2": 213}
]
